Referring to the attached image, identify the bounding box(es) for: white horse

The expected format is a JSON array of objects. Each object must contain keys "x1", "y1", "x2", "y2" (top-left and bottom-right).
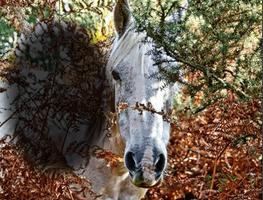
[{"x1": 83, "y1": 0, "x2": 183, "y2": 199}]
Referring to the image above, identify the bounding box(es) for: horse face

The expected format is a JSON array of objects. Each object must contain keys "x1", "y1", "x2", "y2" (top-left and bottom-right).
[
  {"x1": 112, "y1": 54, "x2": 170, "y2": 188},
  {"x1": 109, "y1": 42, "x2": 171, "y2": 188},
  {"x1": 106, "y1": 0, "x2": 173, "y2": 188}
]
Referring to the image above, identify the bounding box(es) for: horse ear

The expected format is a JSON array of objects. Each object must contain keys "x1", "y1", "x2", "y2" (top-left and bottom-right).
[{"x1": 114, "y1": 0, "x2": 131, "y2": 37}]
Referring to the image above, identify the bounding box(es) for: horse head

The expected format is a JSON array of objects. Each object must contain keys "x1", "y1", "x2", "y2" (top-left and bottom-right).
[{"x1": 106, "y1": 0, "x2": 177, "y2": 188}]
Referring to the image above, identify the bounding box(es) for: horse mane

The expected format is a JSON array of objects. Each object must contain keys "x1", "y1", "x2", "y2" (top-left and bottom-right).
[{"x1": 107, "y1": 23, "x2": 153, "y2": 77}]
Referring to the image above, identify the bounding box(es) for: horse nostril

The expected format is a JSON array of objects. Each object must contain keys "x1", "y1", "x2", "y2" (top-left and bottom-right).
[
  {"x1": 125, "y1": 151, "x2": 136, "y2": 172},
  {"x1": 155, "y1": 154, "x2": 166, "y2": 173}
]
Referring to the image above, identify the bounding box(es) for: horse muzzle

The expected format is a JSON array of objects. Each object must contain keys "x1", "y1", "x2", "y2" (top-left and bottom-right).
[{"x1": 129, "y1": 168, "x2": 163, "y2": 188}]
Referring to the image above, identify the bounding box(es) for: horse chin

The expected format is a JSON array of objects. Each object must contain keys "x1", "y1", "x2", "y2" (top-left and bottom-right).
[{"x1": 130, "y1": 175, "x2": 163, "y2": 188}]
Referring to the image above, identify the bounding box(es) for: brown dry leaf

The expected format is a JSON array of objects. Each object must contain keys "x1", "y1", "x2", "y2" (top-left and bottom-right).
[
  {"x1": 118, "y1": 102, "x2": 129, "y2": 112},
  {"x1": 93, "y1": 148, "x2": 123, "y2": 169},
  {"x1": 143, "y1": 98, "x2": 262, "y2": 200},
  {"x1": 0, "y1": 140, "x2": 98, "y2": 200}
]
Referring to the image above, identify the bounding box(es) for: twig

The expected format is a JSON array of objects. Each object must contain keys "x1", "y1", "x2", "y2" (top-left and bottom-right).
[
  {"x1": 162, "y1": 46, "x2": 250, "y2": 100},
  {"x1": 210, "y1": 141, "x2": 231, "y2": 191},
  {"x1": 117, "y1": 102, "x2": 172, "y2": 122},
  {"x1": 0, "y1": 107, "x2": 19, "y2": 128}
]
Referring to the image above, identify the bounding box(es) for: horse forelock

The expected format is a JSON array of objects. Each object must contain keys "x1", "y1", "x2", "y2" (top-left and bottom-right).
[{"x1": 107, "y1": 25, "x2": 153, "y2": 77}]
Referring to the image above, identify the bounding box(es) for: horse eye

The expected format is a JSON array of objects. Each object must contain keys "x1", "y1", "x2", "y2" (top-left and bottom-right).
[{"x1": 112, "y1": 70, "x2": 121, "y2": 81}]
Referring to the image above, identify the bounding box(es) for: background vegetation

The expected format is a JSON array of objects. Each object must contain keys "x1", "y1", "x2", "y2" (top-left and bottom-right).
[
  {"x1": 132, "y1": 0, "x2": 261, "y2": 113},
  {"x1": 0, "y1": 0, "x2": 261, "y2": 199}
]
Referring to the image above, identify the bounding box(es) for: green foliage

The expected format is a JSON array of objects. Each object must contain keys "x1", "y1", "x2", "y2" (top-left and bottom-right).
[
  {"x1": 0, "y1": 17, "x2": 16, "y2": 58},
  {"x1": 0, "y1": 0, "x2": 115, "y2": 59},
  {"x1": 132, "y1": 0, "x2": 262, "y2": 113},
  {"x1": 56, "y1": 0, "x2": 114, "y2": 40}
]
